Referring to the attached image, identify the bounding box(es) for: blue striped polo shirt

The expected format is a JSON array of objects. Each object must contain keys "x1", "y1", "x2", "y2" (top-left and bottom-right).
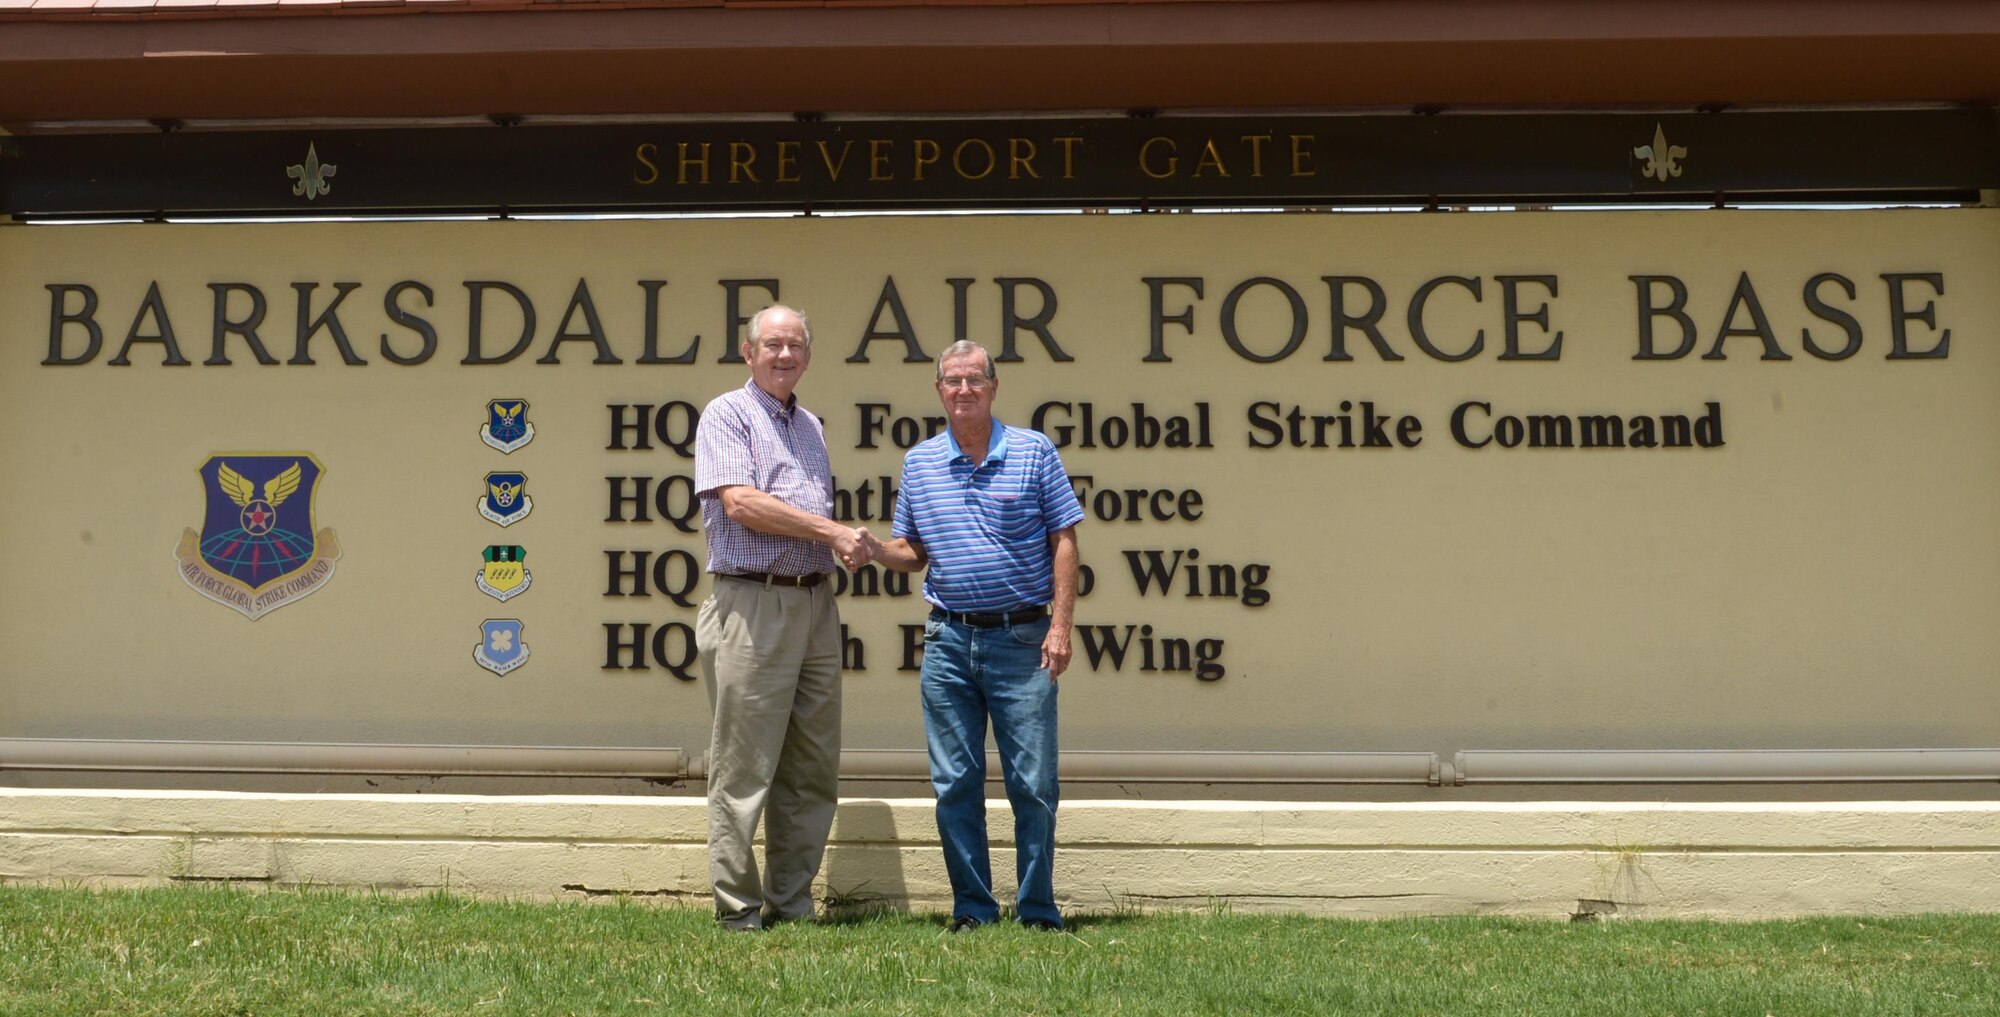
[{"x1": 893, "y1": 421, "x2": 1085, "y2": 613}]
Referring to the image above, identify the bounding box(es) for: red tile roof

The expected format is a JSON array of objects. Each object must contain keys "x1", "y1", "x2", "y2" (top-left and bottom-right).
[{"x1": 2, "y1": 0, "x2": 1242, "y2": 18}]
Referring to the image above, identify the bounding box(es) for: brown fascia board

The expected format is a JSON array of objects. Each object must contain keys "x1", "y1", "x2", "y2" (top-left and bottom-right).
[{"x1": 2, "y1": 1, "x2": 2000, "y2": 124}]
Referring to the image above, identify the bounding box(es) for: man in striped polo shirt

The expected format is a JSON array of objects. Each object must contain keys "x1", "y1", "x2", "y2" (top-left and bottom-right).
[
  {"x1": 693, "y1": 304, "x2": 873, "y2": 931},
  {"x1": 862, "y1": 339, "x2": 1084, "y2": 933}
]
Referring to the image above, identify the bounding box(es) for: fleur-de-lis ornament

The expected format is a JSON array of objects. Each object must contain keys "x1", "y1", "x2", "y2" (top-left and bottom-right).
[
  {"x1": 286, "y1": 143, "x2": 338, "y2": 201},
  {"x1": 1633, "y1": 123, "x2": 1686, "y2": 183}
]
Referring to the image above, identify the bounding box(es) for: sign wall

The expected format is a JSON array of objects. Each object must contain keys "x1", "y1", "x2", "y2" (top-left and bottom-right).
[{"x1": 3, "y1": 210, "x2": 1995, "y2": 761}]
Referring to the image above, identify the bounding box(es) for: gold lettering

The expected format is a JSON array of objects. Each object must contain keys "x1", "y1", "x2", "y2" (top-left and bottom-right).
[
  {"x1": 913, "y1": 139, "x2": 941, "y2": 181},
  {"x1": 1193, "y1": 138, "x2": 1229, "y2": 178},
  {"x1": 1055, "y1": 136, "x2": 1083, "y2": 180},
  {"x1": 953, "y1": 138, "x2": 996, "y2": 180},
  {"x1": 869, "y1": 139, "x2": 893, "y2": 182},
  {"x1": 1240, "y1": 134, "x2": 1272, "y2": 178},
  {"x1": 1289, "y1": 134, "x2": 1315, "y2": 177},
  {"x1": 677, "y1": 142, "x2": 711, "y2": 185},
  {"x1": 729, "y1": 142, "x2": 760, "y2": 184},
  {"x1": 634, "y1": 143, "x2": 660, "y2": 186},
  {"x1": 1139, "y1": 136, "x2": 1178, "y2": 179},
  {"x1": 1008, "y1": 138, "x2": 1040, "y2": 180},
  {"x1": 816, "y1": 140, "x2": 854, "y2": 180},
  {"x1": 776, "y1": 141, "x2": 801, "y2": 184}
]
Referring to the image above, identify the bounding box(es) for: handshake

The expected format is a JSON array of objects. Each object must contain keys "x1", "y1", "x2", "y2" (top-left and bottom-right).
[{"x1": 835, "y1": 527, "x2": 887, "y2": 571}]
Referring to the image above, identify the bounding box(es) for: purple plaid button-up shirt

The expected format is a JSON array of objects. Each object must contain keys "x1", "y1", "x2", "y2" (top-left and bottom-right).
[{"x1": 693, "y1": 378, "x2": 838, "y2": 577}]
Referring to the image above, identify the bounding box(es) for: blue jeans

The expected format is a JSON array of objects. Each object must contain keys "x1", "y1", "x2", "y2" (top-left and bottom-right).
[{"x1": 922, "y1": 613, "x2": 1062, "y2": 927}]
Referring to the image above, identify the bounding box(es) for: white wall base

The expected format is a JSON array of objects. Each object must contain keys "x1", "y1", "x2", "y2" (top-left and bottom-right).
[{"x1": 4, "y1": 789, "x2": 1997, "y2": 919}]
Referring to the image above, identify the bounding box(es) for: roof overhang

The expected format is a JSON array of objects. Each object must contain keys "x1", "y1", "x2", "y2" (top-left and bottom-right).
[{"x1": 5, "y1": 1, "x2": 2000, "y2": 128}]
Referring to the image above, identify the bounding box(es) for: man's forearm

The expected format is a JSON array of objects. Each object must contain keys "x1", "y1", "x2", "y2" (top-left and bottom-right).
[
  {"x1": 1049, "y1": 527, "x2": 1079, "y2": 627},
  {"x1": 867, "y1": 534, "x2": 927, "y2": 573},
  {"x1": 717, "y1": 485, "x2": 847, "y2": 546}
]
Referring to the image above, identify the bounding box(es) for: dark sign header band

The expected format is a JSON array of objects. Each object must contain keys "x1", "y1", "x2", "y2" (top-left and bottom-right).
[{"x1": 3, "y1": 110, "x2": 1995, "y2": 218}]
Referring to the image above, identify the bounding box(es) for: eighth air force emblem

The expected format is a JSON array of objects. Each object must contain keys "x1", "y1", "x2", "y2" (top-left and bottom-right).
[
  {"x1": 479, "y1": 471, "x2": 533, "y2": 527},
  {"x1": 174, "y1": 454, "x2": 342, "y2": 621}
]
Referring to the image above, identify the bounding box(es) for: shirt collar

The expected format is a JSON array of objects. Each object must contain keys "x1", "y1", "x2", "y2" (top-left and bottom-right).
[
  {"x1": 744, "y1": 377, "x2": 797, "y2": 419},
  {"x1": 953, "y1": 420, "x2": 1009, "y2": 465}
]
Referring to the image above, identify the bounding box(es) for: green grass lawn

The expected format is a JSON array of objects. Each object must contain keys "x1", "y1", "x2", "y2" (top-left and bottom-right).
[{"x1": 2, "y1": 886, "x2": 1995, "y2": 1016}]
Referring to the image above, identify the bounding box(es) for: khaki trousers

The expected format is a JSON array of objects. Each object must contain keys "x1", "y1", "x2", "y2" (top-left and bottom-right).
[{"x1": 696, "y1": 575, "x2": 843, "y2": 929}]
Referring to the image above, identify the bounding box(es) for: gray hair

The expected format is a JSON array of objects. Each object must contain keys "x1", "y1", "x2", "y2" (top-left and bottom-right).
[
  {"x1": 935, "y1": 340, "x2": 997, "y2": 382},
  {"x1": 744, "y1": 304, "x2": 812, "y2": 347}
]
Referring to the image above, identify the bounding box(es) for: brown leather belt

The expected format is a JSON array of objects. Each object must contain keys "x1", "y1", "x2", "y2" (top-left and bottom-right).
[{"x1": 720, "y1": 571, "x2": 827, "y2": 588}]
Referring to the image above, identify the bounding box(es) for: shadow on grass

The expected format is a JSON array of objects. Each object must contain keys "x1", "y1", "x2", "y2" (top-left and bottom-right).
[
  {"x1": 814, "y1": 906, "x2": 1158, "y2": 934},
  {"x1": 1061, "y1": 912, "x2": 1161, "y2": 932},
  {"x1": 817, "y1": 906, "x2": 933, "y2": 929}
]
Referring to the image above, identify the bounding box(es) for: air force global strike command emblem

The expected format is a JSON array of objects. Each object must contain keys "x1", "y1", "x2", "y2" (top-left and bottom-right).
[
  {"x1": 477, "y1": 545, "x2": 532, "y2": 602},
  {"x1": 480, "y1": 399, "x2": 535, "y2": 454},
  {"x1": 174, "y1": 454, "x2": 342, "y2": 621},
  {"x1": 475, "y1": 619, "x2": 530, "y2": 675},
  {"x1": 479, "y1": 471, "x2": 533, "y2": 527}
]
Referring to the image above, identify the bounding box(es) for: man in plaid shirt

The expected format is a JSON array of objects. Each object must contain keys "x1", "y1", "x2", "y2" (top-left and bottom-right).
[{"x1": 693, "y1": 304, "x2": 872, "y2": 930}]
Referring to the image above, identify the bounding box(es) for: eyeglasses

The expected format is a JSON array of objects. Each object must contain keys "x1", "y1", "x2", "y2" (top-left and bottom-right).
[{"x1": 938, "y1": 375, "x2": 992, "y2": 391}]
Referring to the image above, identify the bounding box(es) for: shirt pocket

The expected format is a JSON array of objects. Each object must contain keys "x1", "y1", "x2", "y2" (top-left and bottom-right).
[{"x1": 974, "y1": 473, "x2": 1041, "y2": 542}]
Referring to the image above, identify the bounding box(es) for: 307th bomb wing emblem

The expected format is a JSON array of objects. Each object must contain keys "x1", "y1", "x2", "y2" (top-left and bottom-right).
[
  {"x1": 480, "y1": 399, "x2": 536, "y2": 454},
  {"x1": 479, "y1": 471, "x2": 533, "y2": 527},
  {"x1": 476, "y1": 545, "x2": 533, "y2": 602},
  {"x1": 475, "y1": 619, "x2": 530, "y2": 676},
  {"x1": 174, "y1": 454, "x2": 341, "y2": 620}
]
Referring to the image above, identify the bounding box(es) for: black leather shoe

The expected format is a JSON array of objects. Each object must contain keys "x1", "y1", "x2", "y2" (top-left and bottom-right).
[
  {"x1": 1021, "y1": 918, "x2": 1063, "y2": 932},
  {"x1": 947, "y1": 915, "x2": 982, "y2": 934}
]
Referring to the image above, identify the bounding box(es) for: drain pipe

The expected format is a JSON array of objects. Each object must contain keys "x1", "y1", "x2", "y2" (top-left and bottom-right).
[
  {"x1": 828, "y1": 749, "x2": 1440, "y2": 784},
  {"x1": 18, "y1": 740, "x2": 1988, "y2": 785},
  {"x1": 0, "y1": 738, "x2": 688, "y2": 778},
  {"x1": 1454, "y1": 748, "x2": 2000, "y2": 784},
  {"x1": 0, "y1": 739, "x2": 1437, "y2": 785}
]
